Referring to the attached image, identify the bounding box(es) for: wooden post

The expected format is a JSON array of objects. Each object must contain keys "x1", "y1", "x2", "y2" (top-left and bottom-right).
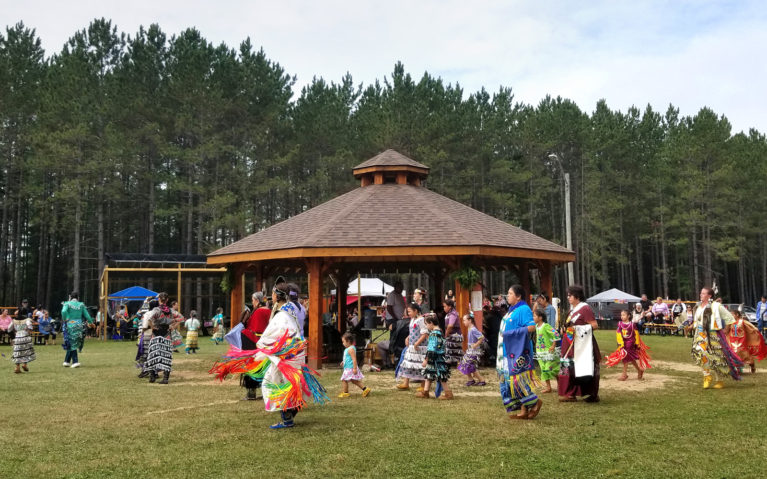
[
  {"x1": 337, "y1": 271, "x2": 348, "y2": 334},
  {"x1": 229, "y1": 264, "x2": 245, "y2": 329},
  {"x1": 540, "y1": 260, "x2": 553, "y2": 302},
  {"x1": 472, "y1": 282, "x2": 484, "y2": 333},
  {"x1": 307, "y1": 258, "x2": 324, "y2": 370},
  {"x1": 255, "y1": 263, "x2": 264, "y2": 294},
  {"x1": 101, "y1": 267, "x2": 109, "y2": 341},
  {"x1": 520, "y1": 261, "x2": 531, "y2": 305},
  {"x1": 176, "y1": 263, "x2": 182, "y2": 311}
]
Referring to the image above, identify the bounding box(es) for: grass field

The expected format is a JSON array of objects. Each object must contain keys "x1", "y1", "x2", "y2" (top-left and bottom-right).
[{"x1": 1, "y1": 331, "x2": 765, "y2": 479}]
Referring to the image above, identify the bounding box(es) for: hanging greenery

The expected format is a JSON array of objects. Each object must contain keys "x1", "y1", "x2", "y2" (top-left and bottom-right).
[
  {"x1": 220, "y1": 268, "x2": 234, "y2": 293},
  {"x1": 451, "y1": 264, "x2": 480, "y2": 289}
]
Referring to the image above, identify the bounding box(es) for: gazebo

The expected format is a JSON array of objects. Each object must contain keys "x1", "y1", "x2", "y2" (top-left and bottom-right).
[{"x1": 206, "y1": 149, "x2": 575, "y2": 369}]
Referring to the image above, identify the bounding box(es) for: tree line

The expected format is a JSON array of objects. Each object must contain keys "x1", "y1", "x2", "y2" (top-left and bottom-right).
[{"x1": 1, "y1": 19, "x2": 766, "y2": 309}]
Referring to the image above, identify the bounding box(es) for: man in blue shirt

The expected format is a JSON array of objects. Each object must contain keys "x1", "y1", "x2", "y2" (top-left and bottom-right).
[{"x1": 757, "y1": 295, "x2": 767, "y2": 341}]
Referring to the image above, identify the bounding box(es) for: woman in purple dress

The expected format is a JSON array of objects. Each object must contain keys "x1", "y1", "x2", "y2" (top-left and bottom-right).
[{"x1": 606, "y1": 309, "x2": 651, "y2": 380}]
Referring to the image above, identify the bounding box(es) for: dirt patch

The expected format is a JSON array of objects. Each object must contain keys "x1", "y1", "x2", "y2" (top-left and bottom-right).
[
  {"x1": 600, "y1": 371, "x2": 677, "y2": 391},
  {"x1": 651, "y1": 360, "x2": 702, "y2": 373}
]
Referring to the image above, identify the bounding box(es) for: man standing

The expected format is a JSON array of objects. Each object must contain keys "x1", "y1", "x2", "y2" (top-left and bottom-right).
[
  {"x1": 756, "y1": 295, "x2": 767, "y2": 340},
  {"x1": 691, "y1": 287, "x2": 742, "y2": 389},
  {"x1": 61, "y1": 292, "x2": 93, "y2": 368},
  {"x1": 376, "y1": 281, "x2": 406, "y2": 369}
]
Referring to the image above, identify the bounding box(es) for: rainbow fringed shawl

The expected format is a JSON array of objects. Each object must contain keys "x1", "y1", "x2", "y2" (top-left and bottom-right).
[{"x1": 209, "y1": 326, "x2": 329, "y2": 412}]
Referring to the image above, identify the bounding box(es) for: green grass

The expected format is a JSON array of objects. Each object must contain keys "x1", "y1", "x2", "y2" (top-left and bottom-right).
[{"x1": 1, "y1": 331, "x2": 765, "y2": 478}]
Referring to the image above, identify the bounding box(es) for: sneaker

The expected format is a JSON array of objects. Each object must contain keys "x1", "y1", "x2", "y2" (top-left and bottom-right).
[
  {"x1": 71, "y1": 363, "x2": 81, "y2": 368},
  {"x1": 474, "y1": 381, "x2": 486, "y2": 387},
  {"x1": 63, "y1": 362, "x2": 70, "y2": 367},
  {"x1": 362, "y1": 387, "x2": 371, "y2": 398},
  {"x1": 337, "y1": 392, "x2": 351, "y2": 398},
  {"x1": 269, "y1": 421, "x2": 294, "y2": 429},
  {"x1": 370, "y1": 365, "x2": 381, "y2": 372},
  {"x1": 465, "y1": 380, "x2": 476, "y2": 387}
]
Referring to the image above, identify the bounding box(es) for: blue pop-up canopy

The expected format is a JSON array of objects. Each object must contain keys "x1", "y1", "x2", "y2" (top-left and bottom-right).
[{"x1": 108, "y1": 286, "x2": 158, "y2": 300}]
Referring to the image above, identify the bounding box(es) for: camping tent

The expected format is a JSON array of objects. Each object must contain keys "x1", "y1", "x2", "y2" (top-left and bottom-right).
[{"x1": 587, "y1": 288, "x2": 641, "y2": 321}]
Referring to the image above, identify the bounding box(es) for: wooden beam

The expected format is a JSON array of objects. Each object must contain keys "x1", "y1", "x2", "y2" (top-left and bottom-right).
[
  {"x1": 540, "y1": 260, "x2": 553, "y2": 302},
  {"x1": 103, "y1": 267, "x2": 227, "y2": 273},
  {"x1": 207, "y1": 246, "x2": 575, "y2": 265},
  {"x1": 307, "y1": 258, "x2": 324, "y2": 371},
  {"x1": 337, "y1": 270, "x2": 348, "y2": 334},
  {"x1": 229, "y1": 264, "x2": 245, "y2": 329},
  {"x1": 396, "y1": 172, "x2": 408, "y2": 184},
  {"x1": 352, "y1": 165, "x2": 430, "y2": 177}
]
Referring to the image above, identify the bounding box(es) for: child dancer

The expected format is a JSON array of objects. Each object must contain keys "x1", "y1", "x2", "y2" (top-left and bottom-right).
[
  {"x1": 210, "y1": 308, "x2": 224, "y2": 345},
  {"x1": 184, "y1": 310, "x2": 201, "y2": 354},
  {"x1": 395, "y1": 303, "x2": 429, "y2": 390},
  {"x1": 418, "y1": 314, "x2": 453, "y2": 399},
  {"x1": 338, "y1": 332, "x2": 371, "y2": 398},
  {"x1": 606, "y1": 309, "x2": 651, "y2": 380},
  {"x1": 457, "y1": 314, "x2": 486, "y2": 386},
  {"x1": 533, "y1": 308, "x2": 560, "y2": 393},
  {"x1": 170, "y1": 300, "x2": 184, "y2": 352},
  {"x1": 727, "y1": 310, "x2": 767, "y2": 374}
]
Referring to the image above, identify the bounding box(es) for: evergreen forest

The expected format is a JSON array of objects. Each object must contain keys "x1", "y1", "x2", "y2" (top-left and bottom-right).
[{"x1": 2, "y1": 20, "x2": 766, "y2": 309}]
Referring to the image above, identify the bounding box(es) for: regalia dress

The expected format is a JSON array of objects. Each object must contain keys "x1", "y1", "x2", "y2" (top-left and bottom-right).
[
  {"x1": 443, "y1": 308, "x2": 463, "y2": 366},
  {"x1": 10, "y1": 318, "x2": 36, "y2": 364},
  {"x1": 422, "y1": 329, "x2": 450, "y2": 383},
  {"x1": 606, "y1": 321, "x2": 651, "y2": 368},
  {"x1": 691, "y1": 302, "x2": 742, "y2": 382},
  {"x1": 457, "y1": 326, "x2": 485, "y2": 375},
  {"x1": 211, "y1": 314, "x2": 224, "y2": 343},
  {"x1": 396, "y1": 316, "x2": 429, "y2": 381},
  {"x1": 496, "y1": 302, "x2": 540, "y2": 413},
  {"x1": 558, "y1": 302, "x2": 601, "y2": 400},
  {"x1": 534, "y1": 322, "x2": 561, "y2": 381},
  {"x1": 726, "y1": 317, "x2": 767, "y2": 370},
  {"x1": 210, "y1": 301, "x2": 328, "y2": 414}
]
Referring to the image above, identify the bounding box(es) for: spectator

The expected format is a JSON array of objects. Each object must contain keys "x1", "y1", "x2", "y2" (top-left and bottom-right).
[
  {"x1": 639, "y1": 294, "x2": 652, "y2": 312},
  {"x1": 0, "y1": 309, "x2": 13, "y2": 344},
  {"x1": 413, "y1": 287, "x2": 430, "y2": 314},
  {"x1": 38, "y1": 310, "x2": 56, "y2": 345},
  {"x1": 376, "y1": 281, "x2": 406, "y2": 369},
  {"x1": 535, "y1": 293, "x2": 558, "y2": 329},
  {"x1": 651, "y1": 297, "x2": 670, "y2": 335},
  {"x1": 444, "y1": 289, "x2": 455, "y2": 301},
  {"x1": 756, "y1": 295, "x2": 767, "y2": 340},
  {"x1": 671, "y1": 298, "x2": 687, "y2": 335}
]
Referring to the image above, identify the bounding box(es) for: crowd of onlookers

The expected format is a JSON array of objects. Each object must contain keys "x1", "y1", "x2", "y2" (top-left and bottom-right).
[{"x1": 0, "y1": 299, "x2": 62, "y2": 345}]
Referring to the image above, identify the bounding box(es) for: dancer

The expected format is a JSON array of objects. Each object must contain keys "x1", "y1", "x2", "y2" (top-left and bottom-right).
[
  {"x1": 169, "y1": 300, "x2": 184, "y2": 352},
  {"x1": 143, "y1": 293, "x2": 184, "y2": 384},
  {"x1": 338, "y1": 332, "x2": 371, "y2": 398},
  {"x1": 61, "y1": 292, "x2": 93, "y2": 368},
  {"x1": 240, "y1": 292, "x2": 271, "y2": 400},
  {"x1": 691, "y1": 287, "x2": 742, "y2": 389},
  {"x1": 136, "y1": 298, "x2": 156, "y2": 377},
  {"x1": 726, "y1": 310, "x2": 767, "y2": 374},
  {"x1": 442, "y1": 299, "x2": 463, "y2": 366},
  {"x1": 533, "y1": 308, "x2": 560, "y2": 393},
  {"x1": 606, "y1": 309, "x2": 651, "y2": 380},
  {"x1": 418, "y1": 314, "x2": 453, "y2": 399},
  {"x1": 558, "y1": 285, "x2": 601, "y2": 403},
  {"x1": 497, "y1": 284, "x2": 542, "y2": 420},
  {"x1": 395, "y1": 303, "x2": 429, "y2": 390},
  {"x1": 9, "y1": 313, "x2": 36, "y2": 373},
  {"x1": 210, "y1": 307, "x2": 225, "y2": 345},
  {"x1": 209, "y1": 277, "x2": 328, "y2": 429},
  {"x1": 184, "y1": 310, "x2": 201, "y2": 354},
  {"x1": 457, "y1": 313, "x2": 486, "y2": 386}
]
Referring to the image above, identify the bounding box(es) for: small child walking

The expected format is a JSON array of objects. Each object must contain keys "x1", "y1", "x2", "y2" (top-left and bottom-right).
[
  {"x1": 533, "y1": 308, "x2": 561, "y2": 393},
  {"x1": 418, "y1": 314, "x2": 453, "y2": 400},
  {"x1": 606, "y1": 309, "x2": 651, "y2": 380},
  {"x1": 184, "y1": 310, "x2": 201, "y2": 354},
  {"x1": 338, "y1": 332, "x2": 371, "y2": 398},
  {"x1": 210, "y1": 308, "x2": 225, "y2": 345},
  {"x1": 457, "y1": 314, "x2": 486, "y2": 386}
]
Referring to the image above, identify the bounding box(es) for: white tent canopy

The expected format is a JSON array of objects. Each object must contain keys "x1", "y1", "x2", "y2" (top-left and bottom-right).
[
  {"x1": 587, "y1": 288, "x2": 641, "y2": 303},
  {"x1": 331, "y1": 278, "x2": 395, "y2": 297}
]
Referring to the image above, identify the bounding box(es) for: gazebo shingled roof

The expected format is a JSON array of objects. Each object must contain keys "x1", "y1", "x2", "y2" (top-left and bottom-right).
[{"x1": 208, "y1": 149, "x2": 575, "y2": 369}]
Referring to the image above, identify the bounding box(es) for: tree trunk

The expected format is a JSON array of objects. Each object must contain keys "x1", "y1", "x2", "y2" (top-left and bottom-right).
[
  {"x1": 73, "y1": 199, "x2": 81, "y2": 294},
  {"x1": 636, "y1": 237, "x2": 644, "y2": 295}
]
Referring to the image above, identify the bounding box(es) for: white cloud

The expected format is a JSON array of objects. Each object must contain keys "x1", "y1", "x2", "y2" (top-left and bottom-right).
[{"x1": 2, "y1": 0, "x2": 765, "y2": 133}]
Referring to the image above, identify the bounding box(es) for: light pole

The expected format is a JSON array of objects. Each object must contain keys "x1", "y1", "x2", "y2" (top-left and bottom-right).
[{"x1": 548, "y1": 153, "x2": 574, "y2": 286}]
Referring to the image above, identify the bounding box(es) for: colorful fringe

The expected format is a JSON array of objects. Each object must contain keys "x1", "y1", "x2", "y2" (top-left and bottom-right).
[
  {"x1": 209, "y1": 331, "x2": 329, "y2": 411},
  {"x1": 606, "y1": 339, "x2": 652, "y2": 370},
  {"x1": 499, "y1": 369, "x2": 541, "y2": 413},
  {"x1": 716, "y1": 330, "x2": 743, "y2": 380}
]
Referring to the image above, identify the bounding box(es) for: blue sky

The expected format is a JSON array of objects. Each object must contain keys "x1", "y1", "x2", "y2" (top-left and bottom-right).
[{"x1": 3, "y1": 0, "x2": 765, "y2": 133}]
